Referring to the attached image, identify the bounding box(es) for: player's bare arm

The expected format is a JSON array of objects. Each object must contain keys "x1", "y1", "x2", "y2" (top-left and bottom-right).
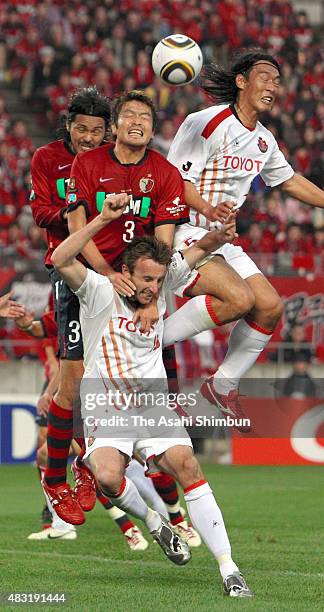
[
  {"x1": 184, "y1": 181, "x2": 235, "y2": 223},
  {"x1": 183, "y1": 216, "x2": 237, "y2": 269},
  {"x1": 53, "y1": 193, "x2": 130, "y2": 291},
  {"x1": 280, "y1": 173, "x2": 324, "y2": 207},
  {"x1": 68, "y1": 202, "x2": 136, "y2": 297}
]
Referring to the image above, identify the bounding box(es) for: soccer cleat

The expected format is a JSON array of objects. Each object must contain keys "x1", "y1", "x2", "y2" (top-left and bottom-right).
[
  {"x1": 43, "y1": 480, "x2": 85, "y2": 525},
  {"x1": 223, "y1": 572, "x2": 253, "y2": 598},
  {"x1": 124, "y1": 526, "x2": 149, "y2": 551},
  {"x1": 200, "y1": 379, "x2": 251, "y2": 433},
  {"x1": 174, "y1": 520, "x2": 202, "y2": 548},
  {"x1": 28, "y1": 527, "x2": 77, "y2": 540},
  {"x1": 71, "y1": 457, "x2": 97, "y2": 512},
  {"x1": 151, "y1": 514, "x2": 191, "y2": 565}
]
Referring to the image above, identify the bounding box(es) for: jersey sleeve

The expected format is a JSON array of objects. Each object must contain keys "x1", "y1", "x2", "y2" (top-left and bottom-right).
[
  {"x1": 67, "y1": 153, "x2": 92, "y2": 217},
  {"x1": 164, "y1": 251, "x2": 192, "y2": 291},
  {"x1": 167, "y1": 115, "x2": 213, "y2": 185},
  {"x1": 30, "y1": 149, "x2": 67, "y2": 229},
  {"x1": 260, "y1": 138, "x2": 294, "y2": 187},
  {"x1": 75, "y1": 269, "x2": 114, "y2": 318},
  {"x1": 154, "y1": 162, "x2": 189, "y2": 227}
]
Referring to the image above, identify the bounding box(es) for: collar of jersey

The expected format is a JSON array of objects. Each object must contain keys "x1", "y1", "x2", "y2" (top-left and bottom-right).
[
  {"x1": 109, "y1": 147, "x2": 149, "y2": 166},
  {"x1": 229, "y1": 104, "x2": 255, "y2": 132}
]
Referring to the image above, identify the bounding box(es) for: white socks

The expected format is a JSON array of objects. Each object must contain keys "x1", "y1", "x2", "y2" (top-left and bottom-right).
[
  {"x1": 111, "y1": 477, "x2": 162, "y2": 532},
  {"x1": 184, "y1": 481, "x2": 239, "y2": 579},
  {"x1": 163, "y1": 295, "x2": 219, "y2": 347},
  {"x1": 212, "y1": 319, "x2": 272, "y2": 395},
  {"x1": 126, "y1": 461, "x2": 167, "y2": 516}
]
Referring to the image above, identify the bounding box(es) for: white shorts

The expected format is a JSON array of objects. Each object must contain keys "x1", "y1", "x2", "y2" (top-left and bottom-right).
[
  {"x1": 83, "y1": 435, "x2": 192, "y2": 473},
  {"x1": 173, "y1": 223, "x2": 262, "y2": 297}
]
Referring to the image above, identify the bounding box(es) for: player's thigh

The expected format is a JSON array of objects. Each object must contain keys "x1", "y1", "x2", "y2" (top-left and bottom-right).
[
  {"x1": 246, "y1": 273, "x2": 283, "y2": 316},
  {"x1": 189, "y1": 255, "x2": 255, "y2": 308},
  {"x1": 156, "y1": 445, "x2": 204, "y2": 485}
]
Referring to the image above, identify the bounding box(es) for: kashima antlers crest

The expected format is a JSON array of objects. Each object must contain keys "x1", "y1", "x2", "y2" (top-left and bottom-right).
[
  {"x1": 257, "y1": 137, "x2": 268, "y2": 153},
  {"x1": 139, "y1": 176, "x2": 154, "y2": 193}
]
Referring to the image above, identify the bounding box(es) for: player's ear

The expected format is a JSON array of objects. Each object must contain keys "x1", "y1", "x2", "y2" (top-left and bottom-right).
[
  {"x1": 66, "y1": 120, "x2": 71, "y2": 133},
  {"x1": 111, "y1": 123, "x2": 117, "y2": 136},
  {"x1": 235, "y1": 73, "x2": 247, "y2": 91},
  {"x1": 122, "y1": 264, "x2": 131, "y2": 277}
]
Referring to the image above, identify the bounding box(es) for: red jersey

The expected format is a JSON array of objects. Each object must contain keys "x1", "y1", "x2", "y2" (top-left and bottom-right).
[
  {"x1": 30, "y1": 140, "x2": 74, "y2": 265},
  {"x1": 67, "y1": 143, "x2": 189, "y2": 266}
]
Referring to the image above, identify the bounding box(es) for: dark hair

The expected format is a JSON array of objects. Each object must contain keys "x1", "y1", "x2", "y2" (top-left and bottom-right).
[
  {"x1": 112, "y1": 90, "x2": 158, "y2": 130},
  {"x1": 122, "y1": 236, "x2": 172, "y2": 273},
  {"x1": 201, "y1": 49, "x2": 281, "y2": 104},
  {"x1": 57, "y1": 86, "x2": 111, "y2": 143}
]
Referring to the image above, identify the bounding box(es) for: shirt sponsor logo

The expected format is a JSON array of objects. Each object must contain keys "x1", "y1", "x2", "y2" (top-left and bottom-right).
[
  {"x1": 116, "y1": 316, "x2": 155, "y2": 336},
  {"x1": 139, "y1": 177, "x2": 154, "y2": 193},
  {"x1": 223, "y1": 155, "x2": 263, "y2": 173},
  {"x1": 166, "y1": 196, "x2": 186, "y2": 216},
  {"x1": 258, "y1": 137, "x2": 268, "y2": 153}
]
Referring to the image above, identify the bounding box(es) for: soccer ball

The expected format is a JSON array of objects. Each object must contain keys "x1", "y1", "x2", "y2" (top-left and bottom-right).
[{"x1": 152, "y1": 34, "x2": 203, "y2": 86}]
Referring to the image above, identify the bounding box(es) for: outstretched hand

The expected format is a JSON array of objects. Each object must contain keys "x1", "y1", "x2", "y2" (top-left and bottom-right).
[
  {"x1": 100, "y1": 193, "x2": 130, "y2": 222},
  {"x1": 0, "y1": 291, "x2": 26, "y2": 319}
]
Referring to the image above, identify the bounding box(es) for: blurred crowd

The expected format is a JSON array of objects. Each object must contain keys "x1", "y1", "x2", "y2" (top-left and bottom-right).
[{"x1": 0, "y1": 0, "x2": 323, "y2": 265}]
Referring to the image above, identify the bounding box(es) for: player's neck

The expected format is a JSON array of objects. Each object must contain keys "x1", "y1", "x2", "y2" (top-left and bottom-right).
[
  {"x1": 113, "y1": 142, "x2": 146, "y2": 165},
  {"x1": 233, "y1": 102, "x2": 258, "y2": 130}
]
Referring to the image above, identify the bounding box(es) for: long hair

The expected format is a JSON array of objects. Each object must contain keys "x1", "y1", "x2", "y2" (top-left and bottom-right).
[
  {"x1": 57, "y1": 86, "x2": 111, "y2": 143},
  {"x1": 201, "y1": 49, "x2": 281, "y2": 104}
]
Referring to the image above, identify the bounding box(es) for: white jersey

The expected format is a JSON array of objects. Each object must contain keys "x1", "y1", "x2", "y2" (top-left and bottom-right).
[
  {"x1": 75, "y1": 251, "x2": 191, "y2": 383},
  {"x1": 167, "y1": 104, "x2": 294, "y2": 230}
]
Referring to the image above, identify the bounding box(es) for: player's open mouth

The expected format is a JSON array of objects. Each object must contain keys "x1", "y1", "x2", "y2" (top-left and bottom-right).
[
  {"x1": 80, "y1": 144, "x2": 94, "y2": 150},
  {"x1": 128, "y1": 129, "x2": 144, "y2": 136},
  {"x1": 261, "y1": 97, "x2": 273, "y2": 104}
]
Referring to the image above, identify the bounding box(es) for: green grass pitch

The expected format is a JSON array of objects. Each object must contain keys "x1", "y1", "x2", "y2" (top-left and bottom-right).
[{"x1": 0, "y1": 464, "x2": 323, "y2": 611}]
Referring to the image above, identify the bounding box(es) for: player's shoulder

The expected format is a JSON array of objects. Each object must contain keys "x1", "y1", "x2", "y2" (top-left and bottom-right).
[
  {"x1": 32, "y1": 139, "x2": 71, "y2": 164},
  {"x1": 255, "y1": 121, "x2": 279, "y2": 148},
  {"x1": 76, "y1": 142, "x2": 111, "y2": 165},
  {"x1": 181, "y1": 104, "x2": 232, "y2": 136},
  {"x1": 147, "y1": 148, "x2": 180, "y2": 173},
  {"x1": 34, "y1": 139, "x2": 67, "y2": 156}
]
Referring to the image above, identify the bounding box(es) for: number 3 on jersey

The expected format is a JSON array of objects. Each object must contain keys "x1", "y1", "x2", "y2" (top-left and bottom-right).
[{"x1": 123, "y1": 220, "x2": 135, "y2": 242}]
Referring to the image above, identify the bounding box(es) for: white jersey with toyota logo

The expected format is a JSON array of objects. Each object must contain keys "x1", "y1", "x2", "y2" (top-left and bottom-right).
[
  {"x1": 75, "y1": 252, "x2": 191, "y2": 384},
  {"x1": 167, "y1": 104, "x2": 294, "y2": 231}
]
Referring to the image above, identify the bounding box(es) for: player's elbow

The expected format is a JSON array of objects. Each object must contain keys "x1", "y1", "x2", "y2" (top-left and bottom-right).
[{"x1": 51, "y1": 246, "x2": 68, "y2": 270}]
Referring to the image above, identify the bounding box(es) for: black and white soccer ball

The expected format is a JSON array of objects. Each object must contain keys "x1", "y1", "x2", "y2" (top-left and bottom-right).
[{"x1": 152, "y1": 34, "x2": 203, "y2": 86}]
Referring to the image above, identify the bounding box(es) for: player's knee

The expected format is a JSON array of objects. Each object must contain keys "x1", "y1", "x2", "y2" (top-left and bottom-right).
[
  {"x1": 176, "y1": 453, "x2": 203, "y2": 485},
  {"x1": 224, "y1": 285, "x2": 255, "y2": 320},
  {"x1": 96, "y1": 467, "x2": 123, "y2": 496},
  {"x1": 263, "y1": 294, "x2": 284, "y2": 327}
]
